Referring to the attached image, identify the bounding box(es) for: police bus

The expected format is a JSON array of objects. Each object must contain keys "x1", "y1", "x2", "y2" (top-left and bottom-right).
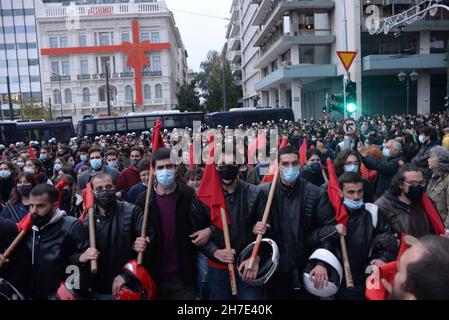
[
  {"x1": 205, "y1": 108, "x2": 295, "y2": 129},
  {"x1": 77, "y1": 111, "x2": 204, "y2": 139},
  {"x1": 0, "y1": 121, "x2": 17, "y2": 145}
]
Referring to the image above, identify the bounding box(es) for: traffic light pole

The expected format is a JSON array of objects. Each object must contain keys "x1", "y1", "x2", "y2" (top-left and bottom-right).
[{"x1": 343, "y1": 73, "x2": 348, "y2": 119}]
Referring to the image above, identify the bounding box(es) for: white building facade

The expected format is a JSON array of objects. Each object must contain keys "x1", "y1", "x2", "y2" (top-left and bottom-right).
[{"x1": 35, "y1": 0, "x2": 188, "y2": 123}]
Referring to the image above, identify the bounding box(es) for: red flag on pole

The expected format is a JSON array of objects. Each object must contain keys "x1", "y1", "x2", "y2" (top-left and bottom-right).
[
  {"x1": 79, "y1": 183, "x2": 95, "y2": 223},
  {"x1": 248, "y1": 131, "x2": 267, "y2": 164},
  {"x1": 326, "y1": 159, "x2": 349, "y2": 226},
  {"x1": 299, "y1": 138, "x2": 308, "y2": 166},
  {"x1": 28, "y1": 144, "x2": 37, "y2": 159},
  {"x1": 196, "y1": 138, "x2": 230, "y2": 230},
  {"x1": 260, "y1": 137, "x2": 288, "y2": 184},
  {"x1": 189, "y1": 143, "x2": 195, "y2": 169},
  {"x1": 152, "y1": 120, "x2": 164, "y2": 152},
  {"x1": 421, "y1": 194, "x2": 446, "y2": 235},
  {"x1": 17, "y1": 213, "x2": 32, "y2": 233},
  {"x1": 55, "y1": 178, "x2": 69, "y2": 209}
]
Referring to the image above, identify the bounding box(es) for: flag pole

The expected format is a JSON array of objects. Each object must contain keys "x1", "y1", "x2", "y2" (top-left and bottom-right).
[
  {"x1": 88, "y1": 207, "x2": 98, "y2": 273},
  {"x1": 2, "y1": 231, "x2": 27, "y2": 261},
  {"x1": 220, "y1": 207, "x2": 238, "y2": 296},
  {"x1": 247, "y1": 168, "x2": 279, "y2": 270},
  {"x1": 138, "y1": 167, "x2": 154, "y2": 265}
]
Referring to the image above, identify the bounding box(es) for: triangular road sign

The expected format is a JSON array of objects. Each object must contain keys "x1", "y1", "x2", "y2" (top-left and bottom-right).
[{"x1": 337, "y1": 51, "x2": 357, "y2": 72}]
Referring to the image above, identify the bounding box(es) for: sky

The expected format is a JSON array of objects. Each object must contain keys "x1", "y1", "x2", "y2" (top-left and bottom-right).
[{"x1": 165, "y1": 0, "x2": 233, "y2": 72}]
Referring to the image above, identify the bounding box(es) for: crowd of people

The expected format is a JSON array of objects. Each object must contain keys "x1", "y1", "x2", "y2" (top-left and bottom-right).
[{"x1": 0, "y1": 111, "x2": 449, "y2": 300}]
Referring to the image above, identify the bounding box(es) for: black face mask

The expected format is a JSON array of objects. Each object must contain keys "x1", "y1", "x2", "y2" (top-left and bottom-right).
[
  {"x1": 95, "y1": 190, "x2": 117, "y2": 209},
  {"x1": 405, "y1": 185, "x2": 425, "y2": 202},
  {"x1": 17, "y1": 185, "x2": 33, "y2": 197},
  {"x1": 31, "y1": 213, "x2": 52, "y2": 229},
  {"x1": 218, "y1": 165, "x2": 240, "y2": 183}
]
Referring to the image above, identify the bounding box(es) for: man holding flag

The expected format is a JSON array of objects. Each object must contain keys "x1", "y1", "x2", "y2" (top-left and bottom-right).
[
  {"x1": 255, "y1": 146, "x2": 337, "y2": 300},
  {"x1": 197, "y1": 142, "x2": 267, "y2": 300}
]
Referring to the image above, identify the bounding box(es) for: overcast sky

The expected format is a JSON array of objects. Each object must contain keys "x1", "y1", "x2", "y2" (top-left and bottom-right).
[{"x1": 166, "y1": 0, "x2": 233, "y2": 72}]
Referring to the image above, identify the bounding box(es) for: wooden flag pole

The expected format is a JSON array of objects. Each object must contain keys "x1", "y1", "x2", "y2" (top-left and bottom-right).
[
  {"x1": 247, "y1": 168, "x2": 279, "y2": 270},
  {"x1": 2, "y1": 231, "x2": 27, "y2": 261},
  {"x1": 88, "y1": 207, "x2": 98, "y2": 274},
  {"x1": 138, "y1": 166, "x2": 154, "y2": 265},
  {"x1": 220, "y1": 208, "x2": 238, "y2": 296},
  {"x1": 340, "y1": 235, "x2": 354, "y2": 288}
]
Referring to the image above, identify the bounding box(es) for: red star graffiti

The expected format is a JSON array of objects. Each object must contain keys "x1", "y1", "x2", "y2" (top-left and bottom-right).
[{"x1": 41, "y1": 19, "x2": 171, "y2": 106}]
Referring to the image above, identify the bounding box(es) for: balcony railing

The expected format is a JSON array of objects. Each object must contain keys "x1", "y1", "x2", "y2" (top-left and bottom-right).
[
  {"x1": 50, "y1": 75, "x2": 71, "y2": 81},
  {"x1": 120, "y1": 72, "x2": 134, "y2": 78},
  {"x1": 77, "y1": 74, "x2": 91, "y2": 80},
  {"x1": 142, "y1": 70, "x2": 162, "y2": 77}
]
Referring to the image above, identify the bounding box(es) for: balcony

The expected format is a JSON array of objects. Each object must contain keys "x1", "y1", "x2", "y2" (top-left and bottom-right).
[
  {"x1": 99, "y1": 73, "x2": 119, "y2": 79},
  {"x1": 50, "y1": 75, "x2": 71, "y2": 81},
  {"x1": 142, "y1": 70, "x2": 162, "y2": 77},
  {"x1": 253, "y1": 0, "x2": 335, "y2": 27},
  {"x1": 256, "y1": 34, "x2": 335, "y2": 69},
  {"x1": 120, "y1": 72, "x2": 134, "y2": 78},
  {"x1": 231, "y1": 63, "x2": 242, "y2": 76},
  {"x1": 228, "y1": 50, "x2": 242, "y2": 64},
  {"x1": 229, "y1": 36, "x2": 241, "y2": 51},
  {"x1": 231, "y1": 2, "x2": 239, "y2": 21},
  {"x1": 255, "y1": 63, "x2": 336, "y2": 91},
  {"x1": 77, "y1": 74, "x2": 91, "y2": 80}
]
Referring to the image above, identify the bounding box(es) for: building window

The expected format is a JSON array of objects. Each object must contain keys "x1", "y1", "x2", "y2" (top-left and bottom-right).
[
  {"x1": 83, "y1": 88, "x2": 90, "y2": 103},
  {"x1": 61, "y1": 61, "x2": 70, "y2": 75},
  {"x1": 80, "y1": 59, "x2": 89, "y2": 75},
  {"x1": 144, "y1": 84, "x2": 151, "y2": 100},
  {"x1": 99, "y1": 85, "x2": 117, "y2": 102},
  {"x1": 79, "y1": 34, "x2": 87, "y2": 47},
  {"x1": 155, "y1": 84, "x2": 162, "y2": 99},
  {"x1": 125, "y1": 85, "x2": 133, "y2": 102},
  {"x1": 152, "y1": 55, "x2": 161, "y2": 71},
  {"x1": 99, "y1": 32, "x2": 110, "y2": 46},
  {"x1": 141, "y1": 32, "x2": 150, "y2": 41},
  {"x1": 151, "y1": 32, "x2": 160, "y2": 43},
  {"x1": 123, "y1": 56, "x2": 131, "y2": 71},
  {"x1": 122, "y1": 32, "x2": 130, "y2": 43},
  {"x1": 64, "y1": 89, "x2": 72, "y2": 103},
  {"x1": 49, "y1": 36, "x2": 58, "y2": 48},
  {"x1": 54, "y1": 89, "x2": 61, "y2": 104},
  {"x1": 60, "y1": 36, "x2": 68, "y2": 48},
  {"x1": 298, "y1": 13, "x2": 314, "y2": 31},
  {"x1": 51, "y1": 61, "x2": 60, "y2": 74}
]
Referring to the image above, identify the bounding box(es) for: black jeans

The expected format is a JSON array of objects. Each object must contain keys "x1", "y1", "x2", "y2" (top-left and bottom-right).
[{"x1": 157, "y1": 275, "x2": 196, "y2": 300}]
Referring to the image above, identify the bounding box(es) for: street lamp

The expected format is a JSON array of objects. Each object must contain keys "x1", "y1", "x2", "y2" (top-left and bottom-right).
[
  {"x1": 51, "y1": 72, "x2": 64, "y2": 117},
  {"x1": 397, "y1": 70, "x2": 418, "y2": 115}
]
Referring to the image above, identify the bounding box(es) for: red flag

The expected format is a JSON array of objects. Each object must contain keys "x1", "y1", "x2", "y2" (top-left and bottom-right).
[
  {"x1": 326, "y1": 159, "x2": 349, "y2": 226},
  {"x1": 278, "y1": 137, "x2": 288, "y2": 149},
  {"x1": 196, "y1": 138, "x2": 230, "y2": 230},
  {"x1": 299, "y1": 138, "x2": 308, "y2": 166},
  {"x1": 80, "y1": 183, "x2": 95, "y2": 223},
  {"x1": 365, "y1": 235, "x2": 411, "y2": 300},
  {"x1": 28, "y1": 144, "x2": 37, "y2": 159},
  {"x1": 55, "y1": 178, "x2": 69, "y2": 209},
  {"x1": 1, "y1": 151, "x2": 5, "y2": 160},
  {"x1": 421, "y1": 194, "x2": 446, "y2": 235},
  {"x1": 152, "y1": 120, "x2": 164, "y2": 152},
  {"x1": 260, "y1": 137, "x2": 288, "y2": 184},
  {"x1": 17, "y1": 213, "x2": 32, "y2": 232},
  {"x1": 189, "y1": 143, "x2": 195, "y2": 169},
  {"x1": 248, "y1": 131, "x2": 267, "y2": 165}
]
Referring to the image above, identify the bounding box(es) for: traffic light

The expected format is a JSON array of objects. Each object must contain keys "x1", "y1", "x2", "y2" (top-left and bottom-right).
[
  {"x1": 329, "y1": 93, "x2": 344, "y2": 114},
  {"x1": 445, "y1": 96, "x2": 448, "y2": 110},
  {"x1": 322, "y1": 106, "x2": 327, "y2": 114},
  {"x1": 346, "y1": 81, "x2": 357, "y2": 114}
]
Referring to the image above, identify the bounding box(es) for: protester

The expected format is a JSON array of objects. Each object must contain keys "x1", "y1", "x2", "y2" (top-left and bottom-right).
[{"x1": 427, "y1": 146, "x2": 449, "y2": 228}]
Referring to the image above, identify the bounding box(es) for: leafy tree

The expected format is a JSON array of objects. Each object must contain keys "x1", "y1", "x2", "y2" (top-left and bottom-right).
[{"x1": 177, "y1": 80, "x2": 202, "y2": 112}]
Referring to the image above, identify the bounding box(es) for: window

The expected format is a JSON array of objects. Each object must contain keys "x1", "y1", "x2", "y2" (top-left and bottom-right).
[
  {"x1": 143, "y1": 53, "x2": 151, "y2": 71},
  {"x1": 60, "y1": 36, "x2": 68, "y2": 48},
  {"x1": 144, "y1": 84, "x2": 151, "y2": 100},
  {"x1": 123, "y1": 56, "x2": 131, "y2": 71},
  {"x1": 97, "y1": 120, "x2": 116, "y2": 133},
  {"x1": 83, "y1": 88, "x2": 90, "y2": 103},
  {"x1": 298, "y1": 13, "x2": 314, "y2": 31},
  {"x1": 127, "y1": 118, "x2": 145, "y2": 130},
  {"x1": 51, "y1": 61, "x2": 60, "y2": 74},
  {"x1": 151, "y1": 32, "x2": 160, "y2": 43},
  {"x1": 49, "y1": 36, "x2": 58, "y2": 48},
  {"x1": 79, "y1": 34, "x2": 87, "y2": 47},
  {"x1": 125, "y1": 85, "x2": 133, "y2": 102},
  {"x1": 80, "y1": 59, "x2": 89, "y2": 75},
  {"x1": 61, "y1": 61, "x2": 70, "y2": 75},
  {"x1": 54, "y1": 89, "x2": 61, "y2": 104},
  {"x1": 430, "y1": 32, "x2": 449, "y2": 54},
  {"x1": 141, "y1": 32, "x2": 150, "y2": 41},
  {"x1": 64, "y1": 89, "x2": 72, "y2": 103},
  {"x1": 155, "y1": 84, "x2": 162, "y2": 99},
  {"x1": 99, "y1": 32, "x2": 110, "y2": 46},
  {"x1": 152, "y1": 55, "x2": 161, "y2": 71},
  {"x1": 99, "y1": 86, "x2": 117, "y2": 102},
  {"x1": 122, "y1": 32, "x2": 130, "y2": 43}
]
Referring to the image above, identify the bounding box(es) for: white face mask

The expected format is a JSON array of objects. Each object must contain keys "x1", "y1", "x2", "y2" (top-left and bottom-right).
[{"x1": 24, "y1": 167, "x2": 35, "y2": 174}]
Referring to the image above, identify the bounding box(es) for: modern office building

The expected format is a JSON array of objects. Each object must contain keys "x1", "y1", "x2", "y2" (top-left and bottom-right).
[
  {"x1": 35, "y1": 0, "x2": 188, "y2": 123},
  {"x1": 229, "y1": 0, "x2": 449, "y2": 119},
  {"x1": 0, "y1": 0, "x2": 42, "y2": 119}
]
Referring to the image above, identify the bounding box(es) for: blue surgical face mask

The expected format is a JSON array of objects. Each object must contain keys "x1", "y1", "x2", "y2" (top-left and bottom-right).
[
  {"x1": 282, "y1": 167, "x2": 300, "y2": 184},
  {"x1": 17, "y1": 162, "x2": 25, "y2": 169},
  {"x1": 419, "y1": 135, "x2": 426, "y2": 144},
  {"x1": 39, "y1": 154, "x2": 48, "y2": 161},
  {"x1": 108, "y1": 161, "x2": 119, "y2": 169},
  {"x1": 383, "y1": 148, "x2": 391, "y2": 159},
  {"x1": 310, "y1": 162, "x2": 321, "y2": 173},
  {"x1": 80, "y1": 155, "x2": 88, "y2": 162},
  {"x1": 131, "y1": 159, "x2": 140, "y2": 167},
  {"x1": 343, "y1": 198, "x2": 364, "y2": 210},
  {"x1": 53, "y1": 163, "x2": 62, "y2": 171},
  {"x1": 344, "y1": 164, "x2": 359, "y2": 173},
  {"x1": 0, "y1": 170, "x2": 11, "y2": 179},
  {"x1": 156, "y1": 169, "x2": 175, "y2": 187},
  {"x1": 90, "y1": 159, "x2": 103, "y2": 170}
]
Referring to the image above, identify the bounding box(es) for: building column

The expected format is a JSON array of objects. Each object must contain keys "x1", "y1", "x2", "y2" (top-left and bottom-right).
[
  {"x1": 291, "y1": 81, "x2": 302, "y2": 120},
  {"x1": 291, "y1": 46, "x2": 300, "y2": 65},
  {"x1": 261, "y1": 91, "x2": 269, "y2": 108},
  {"x1": 269, "y1": 89, "x2": 278, "y2": 108},
  {"x1": 417, "y1": 71, "x2": 431, "y2": 114},
  {"x1": 279, "y1": 85, "x2": 287, "y2": 108}
]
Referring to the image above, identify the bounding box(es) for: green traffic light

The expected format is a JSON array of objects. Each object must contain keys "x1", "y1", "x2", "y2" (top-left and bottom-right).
[{"x1": 346, "y1": 103, "x2": 357, "y2": 113}]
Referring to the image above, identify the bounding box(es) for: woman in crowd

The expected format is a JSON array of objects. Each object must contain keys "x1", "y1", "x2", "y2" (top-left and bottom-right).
[
  {"x1": 0, "y1": 161, "x2": 19, "y2": 207},
  {"x1": 51, "y1": 157, "x2": 68, "y2": 183},
  {"x1": 427, "y1": 146, "x2": 449, "y2": 228},
  {"x1": 24, "y1": 158, "x2": 52, "y2": 185}
]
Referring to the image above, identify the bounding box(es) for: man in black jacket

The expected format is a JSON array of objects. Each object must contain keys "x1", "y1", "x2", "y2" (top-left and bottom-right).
[
  {"x1": 333, "y1": 173, "x2": 397, "y2": 300},
  {"x1": 0, "y1": 184, "x2": 90, "y2": 300},
  {"x1": 255, "y1": 146, "x2": 338, "y2": 300},
  {"x1": 358, "y1": 140, "x2": 404, "y2": 198},
  {"x1": 198, "y1": 148, "x2": 267, "y2": 300},
  {"x1": 82, "y1": 173, "x2": 151, "y2": 300},
  {"x1": 136, "y1": 148, "x2": 208, "y2": 300}
]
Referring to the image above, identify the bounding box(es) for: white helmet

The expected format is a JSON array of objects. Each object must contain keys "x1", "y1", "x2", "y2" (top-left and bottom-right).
[
  {"x1": 303, "y1": 249, "x2": 343, "y2": 298},
  {"x1": 237, "y1": 238, "x2": 279, "y2": 287}
]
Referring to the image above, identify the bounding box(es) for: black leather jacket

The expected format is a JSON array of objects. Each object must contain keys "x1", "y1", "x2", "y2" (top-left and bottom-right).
[
  {"x1": 27, "y1": 210, "x2": 89, "y2": 300},
  {"x1": 259, "y1": 177, "x2": 338, "y2": 276},
  {"x1": 199, "y1": 180, "x2": 267, "y2": 264},
  {"x1": 82, "y1": 200, "x2": 151, "y2": 294}
]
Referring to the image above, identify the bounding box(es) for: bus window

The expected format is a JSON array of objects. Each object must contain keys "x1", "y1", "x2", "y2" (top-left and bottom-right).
[
  {"x1": 97, "y1": 120, "x2": 116, "y2": 133},
  {"x1": 145, "y1": 117, "x2": 159, "y2": 129},
  {"x1": 127, "y1": 117, "x2": 145, "y2": 131},
  {"x1": 84, "y1": 122, "x2": 95, "y2": 135},
  {"x1": 163, "y1": 116, "x2": 182, "y2": 128},
  {"x1": 52, "y1": 126, "x2": 74, "y2": 142},
  {"x1": 116, "y1": 119, "x2": 127, "y2": 132}
]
